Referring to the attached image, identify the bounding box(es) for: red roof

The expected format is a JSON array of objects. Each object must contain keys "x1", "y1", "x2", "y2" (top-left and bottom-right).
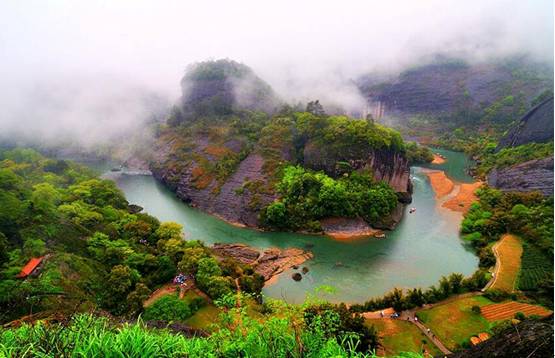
[{"x1": 17, "y1": 256, "x2": 45, "y2": 278}]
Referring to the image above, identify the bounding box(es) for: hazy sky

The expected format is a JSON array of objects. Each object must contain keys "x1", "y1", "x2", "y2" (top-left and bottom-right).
[{"x1": 0, "y1": 0, "x2": 553, "y2": 146}]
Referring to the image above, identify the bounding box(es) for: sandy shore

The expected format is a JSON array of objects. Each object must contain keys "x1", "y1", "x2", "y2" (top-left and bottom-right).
[
  {"x1": 423, "y1": 169, "x2": 454, "y2": 198},
  {"x1": 442, "y1": 181, "x2": 482, "y2": 213},
  {"x1": 424, "y1": 169, "x2": 481, "y2": 214},
  {"x1": 431, "y1": 154, "x2": 446, "y2": 164}
]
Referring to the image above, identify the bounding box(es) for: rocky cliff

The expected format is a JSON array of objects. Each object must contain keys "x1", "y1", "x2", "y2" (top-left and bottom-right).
[
  {"x1": 496, "y1": 97, "x2": 554, "y2": 150},
  {"x1": 451, "y1": 317, "x2": 553, "y2": 358},
  {"x1": 487, "y1": 157, "x2": 554, "y2": 196}
]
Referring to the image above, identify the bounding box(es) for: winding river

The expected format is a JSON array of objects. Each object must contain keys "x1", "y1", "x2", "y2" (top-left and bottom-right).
[{"x1": 98, "y1": 149, "x2": 478, "y2": 304}]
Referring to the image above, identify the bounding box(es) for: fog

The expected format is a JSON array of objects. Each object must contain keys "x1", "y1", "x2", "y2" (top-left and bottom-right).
[{"x1": 0, "y1": 0, "x2": 553, "y2": 148}]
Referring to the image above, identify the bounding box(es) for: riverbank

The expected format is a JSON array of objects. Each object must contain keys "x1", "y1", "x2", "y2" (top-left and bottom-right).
[{"x1": 422, "y1": 168, "x2": 481, "y2": 213}]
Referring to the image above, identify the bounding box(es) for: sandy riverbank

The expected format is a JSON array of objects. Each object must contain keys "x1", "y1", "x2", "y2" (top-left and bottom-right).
[
  {"x1": 423, "y1": 169, "x2": 481, "y2": 213},
  {"x1": 442, "y1": 181, "x2": 482, "y2": 212},
  {"x1": 424, "y1": 170, "x2": 455, "y2": 198},
  {"x1": 431, "y1": 154, "x2": 446, "y2": 164}
]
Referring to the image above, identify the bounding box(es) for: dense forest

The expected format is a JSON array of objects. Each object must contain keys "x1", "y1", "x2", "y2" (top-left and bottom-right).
[{"x1": 0, "y1": 148, "x2": 264, "y2": 322}]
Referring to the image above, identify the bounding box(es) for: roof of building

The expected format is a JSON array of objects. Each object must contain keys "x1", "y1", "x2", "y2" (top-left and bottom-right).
[{"x1": 17, "y1": 256, "x2": 45, "y2": 278}]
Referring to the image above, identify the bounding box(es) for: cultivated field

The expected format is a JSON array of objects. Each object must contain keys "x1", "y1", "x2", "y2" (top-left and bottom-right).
[
  {"x1": 416, "y1": 296, "x2": 493, "y2": 350},
  {"x1": 490, "y1": 234, "x2": 522, "y2": 292},
  {"x1": 517, "y1": 242, "x2": 553, "y2": 291},
  {"x1": 481, "y1": 301, "x2": 552, "y2": 321},
  {"x1": 365, "y1": 319, "x2": 440, "y2": 357}
]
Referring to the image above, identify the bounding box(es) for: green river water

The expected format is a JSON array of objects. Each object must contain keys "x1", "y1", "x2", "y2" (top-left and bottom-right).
[{"x1": 99, "y1": 148, "x2": 478, "y2": 304}]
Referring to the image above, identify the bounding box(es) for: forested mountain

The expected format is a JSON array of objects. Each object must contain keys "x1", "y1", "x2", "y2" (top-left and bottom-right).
[{"x1": 147, "y1": 60, "x2": 425, "y2": 234}]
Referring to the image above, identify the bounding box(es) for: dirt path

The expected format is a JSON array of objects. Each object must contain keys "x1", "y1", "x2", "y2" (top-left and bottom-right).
[{"x1": 143, "y1": 284, "x2": 177, "y2": 307}]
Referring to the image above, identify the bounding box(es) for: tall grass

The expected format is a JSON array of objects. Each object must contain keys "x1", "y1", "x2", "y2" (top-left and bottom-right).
[{"x1": 0, "y1": 313, "x2": 421, "y2": 358}]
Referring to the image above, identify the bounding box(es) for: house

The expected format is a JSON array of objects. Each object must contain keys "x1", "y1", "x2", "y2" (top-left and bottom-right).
[{"x1": 16, "y1": 256, "x2": 46, "y2": 278}]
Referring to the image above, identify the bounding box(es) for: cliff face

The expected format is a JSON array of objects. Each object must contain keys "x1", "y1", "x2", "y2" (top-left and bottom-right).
[
  {"x1": 496, "y1": 97, "x2": 554, "y2": 150},
  {"x1": 303, "y1": 142, "x2": 412, "y2": 197},
  {"x1": 487, "y1": 157, "x2": 554, "y2": 196},
  {"x1": 151, "y1": 136, "x2": 412, "y2": 229}
]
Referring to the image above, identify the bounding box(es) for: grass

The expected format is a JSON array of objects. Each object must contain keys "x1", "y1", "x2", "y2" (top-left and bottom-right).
[
  {"x1": 490, "y1": 234, "x2": 522, "y2": 292},
  {"x1": 184, "y1": 304, "x2": 221, "y2": 330},
  {"x1": 0, "y1": 313, "x2": 426, "y2": 358},
  {"x1": 416, "y1": 296, "x2": 494, "y2": 350},
  {"x1": 365, "y1": 319, "x2": 440, "y2": 357}
]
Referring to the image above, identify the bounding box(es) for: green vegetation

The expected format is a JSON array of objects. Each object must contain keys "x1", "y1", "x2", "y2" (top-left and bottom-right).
[
  {"x1": 475, "y1": 142, "x2": 553, "y2": 177},
  {"x1": 261, "y1": 166, "x2": 398, "y2": 231},
  {"x1": 416, "y1": 296, "x2": 494, "y2": 350},
  {"x1": 0, "y1": 295, "x2": 432, "y2": 357},
  {"x1": 403, "y1": 142, "x2": 434, "y2": 165},
  {"x1": 350, "y1": 272, "x2": 489, "y2": 313},
  {"x1": 517, "y1": 243, "x2": 554, "y2": 292},
  {"x1": 0, "y1": 148, "x2": 263, "y2": 322},
  {"x1": 0, "y1": 312, "x2": 381, "y2": 358},
  {"x1": 461, "y1": 187, "x2": 553, "y2": 304},
  {"x1": 144, "y1": 292, "x2": 205, "y2": 321}
]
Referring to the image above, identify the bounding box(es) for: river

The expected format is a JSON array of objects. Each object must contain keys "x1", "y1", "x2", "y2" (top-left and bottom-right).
[{"x1": 97, "y1": 148, "x2": 478, "y2": 304}]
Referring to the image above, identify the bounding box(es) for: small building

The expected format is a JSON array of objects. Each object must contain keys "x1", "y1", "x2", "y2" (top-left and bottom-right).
[{"x1": 16, "y1": 256, "x2": 46, "y2": 278}]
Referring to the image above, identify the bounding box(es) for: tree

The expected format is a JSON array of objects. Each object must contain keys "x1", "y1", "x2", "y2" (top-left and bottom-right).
[
  {"x1": 177, "y1": 247, "x2": 207, "y2": 275},
  {"x1": 155, "y1": 222, "x2": 183, "y2": 241},
  {"x1": 306, "y1": 100, "x2": 326, "y2": 116},
  {"x1": 126, "y1": 283, "x2": 151, "y2": 315},
  {"x1": 31, "y1": 183, "x2": 61, "y2": 215}
]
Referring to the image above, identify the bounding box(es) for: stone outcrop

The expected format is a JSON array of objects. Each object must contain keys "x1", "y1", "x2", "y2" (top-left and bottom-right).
[
  {"x1": 451, "y1": 317, "x2": 553, "y2": 358},
  {"x1": 496, "y1": 97, "x2": 554, "y2": 150},
  {"x1": 211, "y1": 243, "x2": 313, "y2": 281},
  {"x1": 487, "y1": 157, "x2": 554, "y2": 196}
]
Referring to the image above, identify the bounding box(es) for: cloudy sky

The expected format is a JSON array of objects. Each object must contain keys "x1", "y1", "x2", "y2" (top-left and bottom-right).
[{"x1": 0, "y1": 0, "x2": 552, "y2": 146}]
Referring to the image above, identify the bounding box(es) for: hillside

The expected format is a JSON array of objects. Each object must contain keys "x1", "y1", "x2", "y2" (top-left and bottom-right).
[
  {"x1": 148, "y1": 61, "x2": 415, "y2": 234},
  {"x1": 357, "y1": 57, "x2": 553, "y2": 141}
]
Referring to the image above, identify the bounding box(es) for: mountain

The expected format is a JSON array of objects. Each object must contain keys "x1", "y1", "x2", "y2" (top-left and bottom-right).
[
  {"x1": 149, "y1": 60, "x2": 413, "y2": 235},
  {"x1": 486, "y1": 97, "x2": 554, "y2": 196},
  {"x1": 171, "y1": 59, "x2": 281, "y2": 124},
  {"x1": 357, "y1": 57, "x2": 553, "y2": 135}
]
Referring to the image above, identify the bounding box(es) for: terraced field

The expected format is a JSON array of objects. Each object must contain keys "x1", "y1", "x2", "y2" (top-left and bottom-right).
[
  {"x1": 481, "y1": 301, "x2": 552, "y2": 321},
  {"x1": 517, "y1": 242, "x2": 553, "y2": 291}
]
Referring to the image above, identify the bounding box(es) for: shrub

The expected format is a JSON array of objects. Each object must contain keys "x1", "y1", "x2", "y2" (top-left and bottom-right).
[{"x1": 143, "y1": 294, "x2": 196, "y2": 321}]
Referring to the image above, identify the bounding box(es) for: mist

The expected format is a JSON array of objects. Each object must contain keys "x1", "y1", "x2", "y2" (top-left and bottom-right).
[{"x1": 0, "y1": 0, "x2": 552, "y2": 148}]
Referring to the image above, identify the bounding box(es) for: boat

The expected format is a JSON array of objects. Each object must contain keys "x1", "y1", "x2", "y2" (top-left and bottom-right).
[
  {"x1": 409, "y1": 207, "x2": 416, "y2": 214},
  {"x1": 375, "y1": 233, "x2": 386, "y2": 239}
]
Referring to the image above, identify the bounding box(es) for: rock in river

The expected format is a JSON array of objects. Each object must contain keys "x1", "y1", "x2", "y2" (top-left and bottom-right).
[{"x1": 211, "y1": 243, "x2": 313, "y2": 282}]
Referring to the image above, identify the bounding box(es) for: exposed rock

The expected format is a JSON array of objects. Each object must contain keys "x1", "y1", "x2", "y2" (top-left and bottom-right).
[
  {"x1": 301, "y1": 267, "x2": 309, "y2": 274},
  {"x1": 303, "y1": 143, "x2": 411, "y2": 195},
  {"x1": 497, "y1": 97, "x2": 554, "y2": 150},
  {"x1": 320, "y1": 217, "x2": 382, "y2": 239},
  {"x1": 292, "y1": 273, "x2": 302, "y2": 281},
  {"x1": 211, "y1": 243, "x2": 313, "y2": 282},
  {"x1": 487, "y1": 157, "x2": 554, "y2": 196},
  {"x1": 451, "y1": 317, "x2": 553, "y2": 358}
]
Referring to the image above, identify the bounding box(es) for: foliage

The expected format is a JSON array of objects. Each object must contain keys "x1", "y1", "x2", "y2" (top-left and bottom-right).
[
  {"x1": 0, "y1": 148, "x2": 262, "y2": 322},
  {"x1": 143, "y1": 293, "x2": 200, "y2": 321},
  {"x1": 260, "y1": 166, "x2": 398, "y2": 231},
  {"x1": 349, "y1": 271, "x2": 489, "y2": 313},
  {"x1": 475, "y1": 142, "x2": 553, "y2": 176},
  {"x1": 404, "y1": 142, "x2": 434, "y2": 164},
  {"x1": 0, "y1": 312, "x2": 397, "y2": 358}
]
